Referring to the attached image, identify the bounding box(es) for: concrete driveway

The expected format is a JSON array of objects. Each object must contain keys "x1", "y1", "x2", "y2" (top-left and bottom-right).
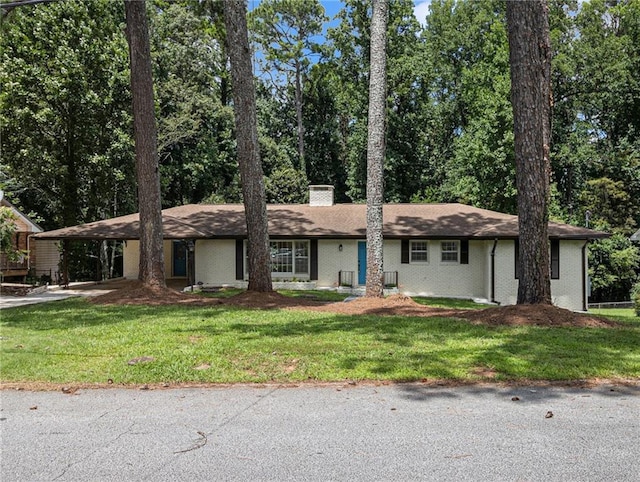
[
  {"x1": 0, "y1": 279, "x2": 188, "y2": 309},
  {"x1": 0, "y1": 287, "x2": 88, "y2": 309},
  {"x1": 1, "y1": 383, "x2": 638, "y2": 481}
]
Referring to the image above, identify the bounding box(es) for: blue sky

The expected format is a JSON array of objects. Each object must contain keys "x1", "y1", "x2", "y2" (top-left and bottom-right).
[
  {"x1": 320, "y1": 1, "x2": 432, "y2": 25},
  {"x1": 249, "y1": 1, "x2": 433, "y2": 27}
]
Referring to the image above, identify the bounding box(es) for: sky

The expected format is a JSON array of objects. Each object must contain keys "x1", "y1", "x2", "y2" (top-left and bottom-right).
[
  {"x1": 319, "y1": 0, "x2": 432, "y2": 26},
  {"x1": 249, "y1": 1, "x2": 433, "y2": 28}
]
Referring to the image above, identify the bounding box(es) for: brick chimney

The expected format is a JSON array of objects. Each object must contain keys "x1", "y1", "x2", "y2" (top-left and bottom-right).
[{"x1": 309, "y1": 185, "x2": 334, "y2": 206}]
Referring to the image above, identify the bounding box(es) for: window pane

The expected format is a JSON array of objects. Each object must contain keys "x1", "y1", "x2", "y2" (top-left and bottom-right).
[
  {"x1": 294, "y1": 241, "x2": 309, "y2": 274},
  {"x1": 410, "y1": 241, "x2": 428, "y2": 262},
  {"x1": 441, "y1": 241, "x2": 459, "y2": 262},
  {"x1": 271, "y1": 241, "x2": 293, "y2": 273}
]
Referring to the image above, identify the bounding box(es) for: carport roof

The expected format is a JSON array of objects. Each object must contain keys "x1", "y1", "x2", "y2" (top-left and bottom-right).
[{"x1": 32, "y1": 203, "x2": 609, "y2": 241}]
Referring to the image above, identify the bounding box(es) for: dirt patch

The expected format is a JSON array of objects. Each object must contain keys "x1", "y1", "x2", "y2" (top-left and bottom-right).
[
  {"x1": 224, "y1": 290, "x2": 323, "y2": 309},
  {"x1": 88, "y1": 280, "x2": 222, "y2": 307},
  {"x1": 458, "y1": 304, "x2": 618, "y2": 328},
  {"x1": 87, "y1": 284, "x2": 618, "y2": 328},
  {"x1": 290, "y1": 294, "x2": 466, "y2": 319}
]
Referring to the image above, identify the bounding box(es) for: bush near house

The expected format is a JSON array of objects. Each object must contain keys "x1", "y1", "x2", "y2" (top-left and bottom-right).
[{"x1": 632, "y1": 282, "x2": 640, "y2": 317}]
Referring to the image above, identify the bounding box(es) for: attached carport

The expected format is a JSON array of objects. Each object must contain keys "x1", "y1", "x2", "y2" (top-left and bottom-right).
[{"x1": 31, "y1": 213, "x2": 212, "y2": 288}]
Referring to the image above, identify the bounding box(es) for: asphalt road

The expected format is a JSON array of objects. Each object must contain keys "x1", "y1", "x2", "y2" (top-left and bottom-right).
[{"x1": 1, "y1": 383, "x2": 638, "y2": 481}]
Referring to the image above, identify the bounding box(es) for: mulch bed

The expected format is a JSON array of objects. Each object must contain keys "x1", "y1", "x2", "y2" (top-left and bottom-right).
[{"x1": 87, "y1": 282, "x2": 620, "y2": 328}]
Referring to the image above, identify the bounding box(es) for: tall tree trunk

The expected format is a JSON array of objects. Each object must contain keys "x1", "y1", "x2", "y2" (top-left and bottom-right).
[
  {"x1": 365, "y1": 0, "x2": 388, "y2": 298},
  {"x1": 125, "y1": 0, "x2": 166, "y2": 288},
  {"x1": 506, "y1": 0, "x2": 552, "y2": 305},
  {"x1": 295, "y1": 59, "x2": 305, "y2": 174},
  {"x1": 223, "y1": 0, "x2": 273, "y2": 292}
]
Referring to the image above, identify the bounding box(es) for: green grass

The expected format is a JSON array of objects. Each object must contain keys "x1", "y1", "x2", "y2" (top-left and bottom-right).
[
  {"x1": 589, "y1": 308, "x2": 639, "y2": 326},
  {"x1": 1, "y1": 298, "x2": 638, "y2": 385}
]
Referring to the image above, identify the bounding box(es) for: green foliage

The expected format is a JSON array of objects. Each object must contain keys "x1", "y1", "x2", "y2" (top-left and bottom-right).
[
  {"x1": 589, "y1": 233, "x2": 640, "y2": 302},
  {"x1": 551, "y1": 0, "x2": 640, "y2": 230},
  {"x1": 1, "y1": 0, "x2": 134, "y2": 229},
  {"x1": 0, "y1": 207, "x2": 26, "y2": 262},
  {"x1": 150, "y1": 1, "x2": 237, "y2": 206},
  {"x1": 249, "y1": 0, "x2": 327, "y2": 173},
  {"x1": 1, "y1": 0, "x2": 640, "y2": 299},
  {"x1": 264, "y1": 166, "x2": 308, "y2": 203},
  {"x1": 579, "y1": 177, "x2": 639, "y2": 233},
  {"x1": 632, "y1": 282, "x2": 640, "y2": 317},
  {"x1": 425, "y1": 0, "x2": 517, "y2": 212}
]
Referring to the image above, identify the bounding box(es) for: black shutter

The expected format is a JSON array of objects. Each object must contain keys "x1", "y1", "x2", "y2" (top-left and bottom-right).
[
  {"x1": 401, "y1": 239, "x2": 409, "y2": 264},
  {"x1": 551, "y1": 239, "x2": 560, "y2": 279},
  {"x1": 310, "y1": 239, "x2": 318, "y2": 280},
  {"x1": 460, "y1": 240, "x2": 469, "y2": 264},
  {"x1": 235, "y1": 239, "x2": 244, "y2": 280},
  {"x1": 514, "y1": 239, "x2": 520, "y2": 279}
]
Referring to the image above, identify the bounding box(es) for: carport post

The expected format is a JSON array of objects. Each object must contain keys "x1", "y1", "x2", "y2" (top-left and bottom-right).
[{"x1": 62, "y1": 239, "x2": 70, "y2": 289}]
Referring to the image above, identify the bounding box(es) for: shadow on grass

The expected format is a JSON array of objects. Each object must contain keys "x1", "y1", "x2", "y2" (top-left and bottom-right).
[
  {"x1": 3, "y1": 299, "x2": 639, "y2": 386},
  {"x1": 186, "y1": 311, "x2": 640, "y2": 382},
  {"x1": 0, "y1": 298, "x2": 228, "y2": 330}
]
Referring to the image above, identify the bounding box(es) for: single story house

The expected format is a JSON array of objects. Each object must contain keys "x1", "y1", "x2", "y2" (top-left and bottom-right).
[
  {"x1": 1, "y1": 191, "x2": 60, "y2": 283},
  {"x1": 33, "y1": 186, "x2": 608, "y2": 311}
]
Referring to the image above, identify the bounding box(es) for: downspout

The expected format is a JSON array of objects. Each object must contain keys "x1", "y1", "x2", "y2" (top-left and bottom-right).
[
  {"x1": 582, "y1": 240, "x2": 589, "y2": 312},
  {"x1": 490, "y1": 239, "x2": 498, "y2": 303}
]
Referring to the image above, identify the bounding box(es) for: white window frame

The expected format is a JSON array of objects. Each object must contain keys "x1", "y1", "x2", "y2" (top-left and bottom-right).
[
  {"x1": 262, "y1": 239, "x2": 311, "y2": 279},
  {"x1": 440, "y1": 241, "x2": 459, "y2": 263},
  {"x1": 246, "y1": 240, "x2": 310, "y2": 279},
  {"x1": 410, "y1": 240, "x2": 429, "y2": 263}
]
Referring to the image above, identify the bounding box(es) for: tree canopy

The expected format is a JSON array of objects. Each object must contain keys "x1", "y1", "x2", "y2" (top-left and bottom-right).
[{"x1": 1, "y1": 0, "x2": 638, "y2": 299}]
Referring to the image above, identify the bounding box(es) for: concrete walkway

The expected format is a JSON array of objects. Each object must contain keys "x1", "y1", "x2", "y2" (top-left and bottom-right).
[
  {"x1": 0, "y1": 288, "x2": 84, "y2": 309},
  {"x1": 1, "y1": 383, "x2": 638, "y2": 481},
  {"x1": 0, "y1": 281, "x2": 121, "y2": 309},
  {"x1": 0, "y1": 279, "x2": 189, "y2": 309}
]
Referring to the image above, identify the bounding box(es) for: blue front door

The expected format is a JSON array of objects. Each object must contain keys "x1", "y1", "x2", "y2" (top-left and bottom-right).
[
  {"x1": 358, "y1": 241, "x2": 366, "y2": 285},
  {"x1": 173, "y1": 241, "x2": 187, "y2": 277}
]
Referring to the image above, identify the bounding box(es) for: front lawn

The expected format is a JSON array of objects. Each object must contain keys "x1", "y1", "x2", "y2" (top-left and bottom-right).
[
  {"x1": 589, "y1": 308, "x2": 639, "y2": 326},
  {"x1": 1, "y1": 298, "x2": 638, "y2": 385}
]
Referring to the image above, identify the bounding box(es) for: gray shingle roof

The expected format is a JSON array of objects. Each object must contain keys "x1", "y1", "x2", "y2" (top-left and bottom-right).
[{"x1": 32, "y1": 203, "x2": 608, "y2": 241}]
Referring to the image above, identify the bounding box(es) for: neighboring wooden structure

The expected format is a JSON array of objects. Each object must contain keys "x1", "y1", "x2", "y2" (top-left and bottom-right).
[{"x1": 0, "y1": 194, "x2": 60, "y2": 284}]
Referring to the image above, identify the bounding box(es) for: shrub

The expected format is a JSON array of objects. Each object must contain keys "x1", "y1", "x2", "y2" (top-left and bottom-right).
[{"x1": 631, "y1": 282, "x2": 640, "y2": 317}]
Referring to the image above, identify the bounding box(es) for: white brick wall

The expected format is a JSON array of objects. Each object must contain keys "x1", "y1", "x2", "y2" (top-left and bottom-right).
[
  {"x1": 492, "y1": 239, "x2": 587, "y2": 311},
  {"x1": 194, "y1": 239, "x2": 237, "y2": 285},
  {"x1": 318, "y1": 239, "x2": 357, "y2": 287},
  {"x1": 385, "y1": 240, "x2": 487, "y2": 298},
  {"x1": 551, "y1": 240, "x2": 587, "y2": 311},
  {"x1": 121, "y1": 236, "x2": 588, "y2": 310},
  {"x1": 123, "y1": 240, "x2": 140, "y2": 279}
]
